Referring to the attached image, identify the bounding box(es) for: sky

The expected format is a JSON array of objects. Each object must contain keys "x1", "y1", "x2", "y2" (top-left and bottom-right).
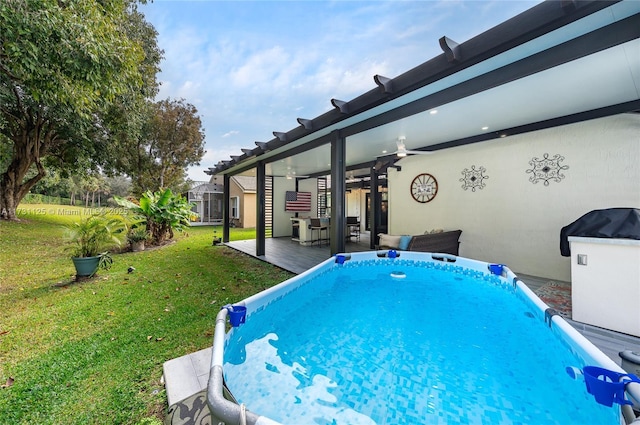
[{"x1": 139, "y1": 0, "x2": 540, "y2": 183}]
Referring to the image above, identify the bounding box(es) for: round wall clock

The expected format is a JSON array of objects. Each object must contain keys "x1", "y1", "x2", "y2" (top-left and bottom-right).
[{"x1": 410, "y1": 173, "x2": 438, "y2": 203}]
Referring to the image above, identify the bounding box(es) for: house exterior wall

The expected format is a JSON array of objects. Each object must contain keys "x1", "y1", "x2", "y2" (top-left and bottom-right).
[
  {"x1": 387, "y1": 114, "x2": 640, "y2": 281},
  {"x1": 242, "y1": 193, "x2": 257, "y2": 228},
  {"x1": 229, "y1": 179, "x2": 256, "y2": 228}
]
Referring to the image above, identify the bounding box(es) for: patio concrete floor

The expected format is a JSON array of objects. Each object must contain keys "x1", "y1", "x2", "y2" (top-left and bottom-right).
[{"x1": 163, "y1": 235, "x2": 640, "y2": 407}]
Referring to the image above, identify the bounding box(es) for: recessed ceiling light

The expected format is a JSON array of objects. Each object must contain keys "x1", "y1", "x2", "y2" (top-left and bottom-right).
[
  {"x1": 382, "y1": 150, "x2": 387, "y2": 154},
  {"x1": 481, "y1": 126, "x2": 489, "y2": 131},
  {"x1": 429, "y1": 109, "x2": 438, "y2": 115}
]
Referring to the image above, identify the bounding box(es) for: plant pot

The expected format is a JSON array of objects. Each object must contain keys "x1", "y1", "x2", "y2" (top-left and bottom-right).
[
  {"x1": 131, "y1": 241, "x2": 145, "y2": 252},
  {"x1": 72, "y1": 256, "x2": 101, "y2": 277}
]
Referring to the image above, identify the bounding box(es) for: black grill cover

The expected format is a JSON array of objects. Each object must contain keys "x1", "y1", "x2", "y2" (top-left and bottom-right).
[{"x1": 560, "y1": 208, "x2": 640, "y2": 257}]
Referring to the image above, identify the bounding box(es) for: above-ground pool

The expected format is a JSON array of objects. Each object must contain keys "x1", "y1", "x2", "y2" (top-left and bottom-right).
[{"x1": 207, "y1": 251, "x2": 635, "y2": 424}]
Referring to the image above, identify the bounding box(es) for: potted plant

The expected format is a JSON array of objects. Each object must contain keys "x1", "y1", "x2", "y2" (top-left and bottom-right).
[
  {"x1": 212, "y1": 229, "x2": 222, "y2": 246},
  {"x1": 127, "y1": 226, "x2": 149, "y2": 252},
  {"x1": 65, "y1": 213, "x2": 127, "y2": 278}
]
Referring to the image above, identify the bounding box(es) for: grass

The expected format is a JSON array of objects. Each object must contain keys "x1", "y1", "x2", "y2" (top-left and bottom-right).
[{"x1": 0, "y1": 204, "x2": 293, "y2": 424}]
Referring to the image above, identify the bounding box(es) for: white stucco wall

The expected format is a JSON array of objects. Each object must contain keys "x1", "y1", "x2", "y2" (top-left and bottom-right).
[
  {"x1": 271, "y1": 177, "x2": 295, "y2": 238},
  {"x1": 387, "y1": 114, "x2": 640, "y2": 281},
  {"x1": 346, "y1": 189, "x2": 365, "y2": 228},
  {"x1": 271, "y1": 177, "x2": 318, "y2": 237}
]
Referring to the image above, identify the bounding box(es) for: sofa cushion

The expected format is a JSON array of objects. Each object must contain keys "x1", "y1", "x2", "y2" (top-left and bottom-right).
[
  {"x1": 398, "y1": 235, "x2": 412, "y2": 250},
  {"x1": 378, "y1": 233, "x2": 401, "y2": 249},
  {"x1": 408, "y1": 230, "x2": 462, "y2": 255}
]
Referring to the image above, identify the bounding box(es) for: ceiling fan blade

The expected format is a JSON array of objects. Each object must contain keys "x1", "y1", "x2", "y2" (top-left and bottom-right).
[
  {"x1": 375, "y1": 150, "x2": 433, "y2": 158},
  {"x1": 405, "y1": 150, "x2": 433, "y2": 155},
  {"x1": 375, "y1": 151, "x2": 399, "y2": 159}
]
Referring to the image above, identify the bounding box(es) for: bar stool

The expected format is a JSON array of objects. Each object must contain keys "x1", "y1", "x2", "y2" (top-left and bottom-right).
[{"x1": 309, "y1": 218, "x2": 328, "y2": 247}]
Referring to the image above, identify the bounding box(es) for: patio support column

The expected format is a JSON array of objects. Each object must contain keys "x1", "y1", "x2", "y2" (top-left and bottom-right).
[
  {"x1": 369, "y1": 168, "x2": 379, "y2": 249},
  {"x1": 223, "y1": 174, "x2": 230, "y2": 243},
  {"x1": 256, "y1": 162, "x2": 266, "y2": 256},
  {"x1": 330, "y1": 130, "x2": 346, "y2": 255}
]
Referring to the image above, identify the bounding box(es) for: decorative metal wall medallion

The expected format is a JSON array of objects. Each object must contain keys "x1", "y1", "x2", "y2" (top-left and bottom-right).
[
  {"x1": 526, "y1": 153, "x2": 569, "y2": 186},
  {"x1": 460, "y1": 165, "x2": 488, "y2": 192}
]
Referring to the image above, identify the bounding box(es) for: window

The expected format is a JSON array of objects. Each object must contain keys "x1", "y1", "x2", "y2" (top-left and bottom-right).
[{"x1": 230, "y1": 196, "x2": 240, "y2": 219}]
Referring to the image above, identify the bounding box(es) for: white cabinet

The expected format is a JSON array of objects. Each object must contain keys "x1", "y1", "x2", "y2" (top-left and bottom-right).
[
  {"x1": 290, "y1": 218, "x2": 313, "y2": 245},
  {"x1": 569, "y1": 236, "x2": 640, "y2": 336}
]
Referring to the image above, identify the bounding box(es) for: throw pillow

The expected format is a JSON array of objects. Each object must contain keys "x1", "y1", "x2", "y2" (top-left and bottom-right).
[
  {"x1": 378, "y1": 233, "x2": 401, "y2": 249},
  {"x1": 398, "y1": 235, "x2": 412, "y2": 250}
]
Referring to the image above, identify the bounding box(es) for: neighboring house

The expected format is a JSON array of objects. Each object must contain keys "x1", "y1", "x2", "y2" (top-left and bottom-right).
[
  {"x1": 186, "y1": 181, "x2": 224, "y2": 225},
  {"x1": 209, "y1": 175, "x2": 257, "y2": 228}
]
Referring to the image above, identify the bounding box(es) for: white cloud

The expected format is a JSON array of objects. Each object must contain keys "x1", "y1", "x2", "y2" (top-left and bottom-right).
[
  {"x1": 141, "y1": 0, "x2": 540, "y2": 180},
  {"x1": 222, "y1": 130, "x2": 239, "y2": 138}
]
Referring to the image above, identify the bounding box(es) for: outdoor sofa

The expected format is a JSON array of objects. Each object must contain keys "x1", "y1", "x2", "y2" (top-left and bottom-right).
[{"x1": 377, "y1": 229, "x2": 462, "y2": 256}]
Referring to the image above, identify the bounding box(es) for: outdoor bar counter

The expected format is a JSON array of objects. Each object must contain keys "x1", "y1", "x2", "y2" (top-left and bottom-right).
[
  {"x1": 569, "y1": 236, "x2": 640, "y2": 336},
  {"x1": 290, "y1": 217, "x2": 331, "y2": 246}
]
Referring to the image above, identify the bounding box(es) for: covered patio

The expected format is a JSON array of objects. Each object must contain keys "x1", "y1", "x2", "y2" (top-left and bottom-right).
[{"x1": 207, "y1": 0, "x2": 639, "y2": 284}]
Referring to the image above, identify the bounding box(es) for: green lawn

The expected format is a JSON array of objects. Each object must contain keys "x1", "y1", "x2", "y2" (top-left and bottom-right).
[{"x1": 0, "y1": 204, "x2": 293, "y2": 424}]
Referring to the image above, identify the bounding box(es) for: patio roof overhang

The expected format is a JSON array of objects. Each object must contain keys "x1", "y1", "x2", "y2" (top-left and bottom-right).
[{"x1": 207, "y1": 0, "x2": 640, "y2": 180}]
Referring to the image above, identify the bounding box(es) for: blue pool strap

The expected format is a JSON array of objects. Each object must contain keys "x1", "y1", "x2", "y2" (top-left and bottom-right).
[
  {"x1": 224, "y1": 304, "x2": 247, "y2": 327},
  {"x1": 582, "y1": 366, "x2": 640, "y2": 407},
  {"x1": 376, "y1": 250, "x2": 401, "y2": 258},
  {"x1": 334, "y1": 254, "x2": 351, "y2": 264},
  {"x1": 488, "y1": 263, "x2": 505, "y2": 275}
]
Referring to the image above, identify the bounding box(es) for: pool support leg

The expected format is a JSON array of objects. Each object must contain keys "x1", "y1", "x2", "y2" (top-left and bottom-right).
[
  {"x1": 206, "y1": 307, "x2": 279, "y2": 425},
  {"x1": 207, "y1": 365, "x2": 263, "y2": 425}
]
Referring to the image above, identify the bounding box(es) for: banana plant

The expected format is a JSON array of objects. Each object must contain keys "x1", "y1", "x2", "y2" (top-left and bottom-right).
[{"x1": 115, "y1": 189, "x2": 198, "y2": 245}]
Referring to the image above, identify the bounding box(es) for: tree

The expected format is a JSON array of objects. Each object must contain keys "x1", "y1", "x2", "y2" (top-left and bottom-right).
[
  {"x1": 120, "y1": 98, "x2": 205, "y2": 195},
  {"x1": 30, "y1": 169, "x2": 71, "y2": 199},
  {"x1": 105, "y1": 175, "x2": 132, "y2": 199},
  {"x1": 0, "y1": 0, "x2": 161, "y2": 220}
]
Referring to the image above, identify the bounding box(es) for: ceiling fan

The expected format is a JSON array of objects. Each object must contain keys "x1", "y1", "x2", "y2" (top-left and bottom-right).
[
  {"x1": 283, "y1": 170, "x2": 310, "y2": 180},
  {"x1": 376, "y1": 137, "x2": 433, "y2": 158}
]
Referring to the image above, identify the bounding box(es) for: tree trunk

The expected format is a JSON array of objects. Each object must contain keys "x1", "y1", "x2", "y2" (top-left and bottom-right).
[
  {"x1": 0, "y1": 129, "x2": 48, "y2": 220},
  {"x1": 159, "y1": 166, "x2": 165, "y2": 190}
]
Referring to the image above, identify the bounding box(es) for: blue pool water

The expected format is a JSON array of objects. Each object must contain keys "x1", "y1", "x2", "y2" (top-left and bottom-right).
[{"x1": 223, "y1": 257, "x2": 619, "y2": 424}]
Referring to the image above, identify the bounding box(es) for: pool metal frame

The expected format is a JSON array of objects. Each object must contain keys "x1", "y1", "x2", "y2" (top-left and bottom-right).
[{"x1": 206, "y1": 251, "x2": 640, "y2": 425}]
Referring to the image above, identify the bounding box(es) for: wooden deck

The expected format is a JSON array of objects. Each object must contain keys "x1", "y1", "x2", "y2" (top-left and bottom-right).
[{"x1": 225, "y1": 233, "x2": 372, "y2": 274}]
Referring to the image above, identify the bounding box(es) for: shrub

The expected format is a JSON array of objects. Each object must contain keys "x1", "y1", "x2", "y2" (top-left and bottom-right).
[{"x1": 115, "y1": 189, "x2": 197, "y2": 245}]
